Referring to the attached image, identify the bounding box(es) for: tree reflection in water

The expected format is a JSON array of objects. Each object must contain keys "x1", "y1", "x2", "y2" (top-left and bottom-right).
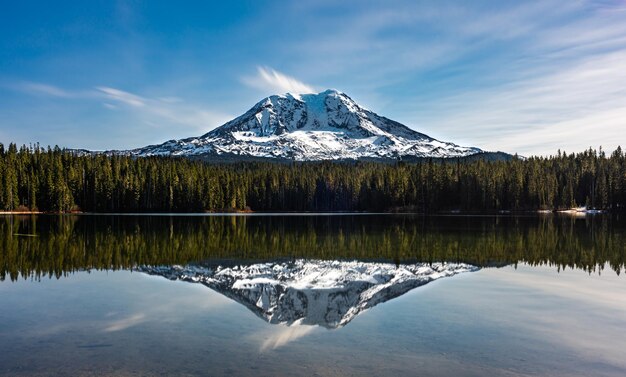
[{"x1": 1, "y1": 214, "x2": 624, "y2": 281}]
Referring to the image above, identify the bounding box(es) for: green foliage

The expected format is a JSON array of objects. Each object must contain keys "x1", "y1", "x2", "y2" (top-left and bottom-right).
[{"x1": 0, "y1": 144, "x2": 624, "y2": 213}]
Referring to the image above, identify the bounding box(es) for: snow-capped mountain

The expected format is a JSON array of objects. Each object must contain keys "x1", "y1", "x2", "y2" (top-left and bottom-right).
[
  {"x1": 130, "y1": 89, "x2": 485, "y2": 161},
  {"x1": 139, "y1": 260, "x2": 478, "y2": 329}
]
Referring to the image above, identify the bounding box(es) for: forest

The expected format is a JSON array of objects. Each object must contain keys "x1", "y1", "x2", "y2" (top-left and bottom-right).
[{"x1": 0, "y1": 143, "x2": 624, "y2": 213}]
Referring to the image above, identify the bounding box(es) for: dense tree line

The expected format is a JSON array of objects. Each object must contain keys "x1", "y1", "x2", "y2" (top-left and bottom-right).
[
  {"x1": 2, "y1": 215, "x2": 624, "y2": 281},
  {"x1": 0, "y1": 143, "x2": 625, "y2": 212}
]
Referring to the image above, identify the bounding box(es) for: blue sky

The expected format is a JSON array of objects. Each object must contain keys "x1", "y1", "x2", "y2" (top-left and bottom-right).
[{"x1": 1, "y1": 0, "x2": 625, "y2": 155}]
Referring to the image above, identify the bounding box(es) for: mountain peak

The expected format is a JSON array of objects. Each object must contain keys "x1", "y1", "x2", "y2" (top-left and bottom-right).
[
  {"x1": 282, "y1": 89, "x2": 343, "y2": 102},
  {"x1": 130, "y1": 90, "x2": 486, "y2": 161},
  {"x1": 320, "y1": 88, "x2": 341, "y2": 95}
]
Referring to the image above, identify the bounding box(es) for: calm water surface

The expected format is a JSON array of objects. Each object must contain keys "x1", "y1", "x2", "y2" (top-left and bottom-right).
[{"x1": 1, "y1": 214, "x2": 625, "y2": 376}]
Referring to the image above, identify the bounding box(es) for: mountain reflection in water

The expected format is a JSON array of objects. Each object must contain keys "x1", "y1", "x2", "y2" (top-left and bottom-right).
[
  {"x1": 1, "y1": 214, "x2": 625, "y2": 282},
  {"x1": 139, "y1": 260, "x2": 477, "y2": 328}
]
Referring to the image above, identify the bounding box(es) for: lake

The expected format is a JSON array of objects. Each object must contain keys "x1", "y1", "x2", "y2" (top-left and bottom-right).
[{"x1": 1, "y1": 214, "x2": 625, "y2": 376}]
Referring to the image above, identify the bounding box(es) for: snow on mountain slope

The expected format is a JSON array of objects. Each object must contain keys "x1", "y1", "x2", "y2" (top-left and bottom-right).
[
  {"x1": 131, "y1": 89, "x2": 483, "y2": 160},
  {"x1": 139, "y1": 260, "x2": 478, "y2": 329}
]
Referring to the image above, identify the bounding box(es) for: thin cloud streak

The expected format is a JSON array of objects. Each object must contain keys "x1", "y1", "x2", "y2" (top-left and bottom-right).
[
  {"x1": 414, "y1": 50, "x2": 626, "y2": 155},
  {"x1": 94, "y1": 86, "x2": 233, "y2": 140},
  {"x1": 94, "y1": 86, "x2": 232, "y2": 131},
  {"x1": 5, "y1": 81, "x2": 233, "y2": 146},
  {"x1": 242, "y1": 67, "x2": 316, "y2": 95},
  {"x1": 8, "y1": 81, "x2": 95, "y2": 99},
  {"x1": 97, "y1": 86, "x2": 146, "y2": 107},
  {"x1": 17, "y1": 82, "x2": 76, "y2": 98}
]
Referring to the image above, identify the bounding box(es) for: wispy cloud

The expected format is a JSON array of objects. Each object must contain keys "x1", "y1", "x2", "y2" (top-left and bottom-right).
[
  {"x1": 242, "y1": 66, "x2": 316, "y2": 95},
  {"x1": 96, "y1": 86, "x2": 146, "y2": 107},
  {"x1": 96, "y1": 86, "x2": 232, "y2": 131},
  {"x1": 94, "y1": 86, "x2": 233, "y2": 137},
  {"x1": 5, "y1": 81, "x2": 233, "y2": 146},
  {"x1": 9, "y1": 81, "x2": 89, "y2": 99},
  {"x1": 406, "y1": 38, "x2": 626, "y2": 155}
]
